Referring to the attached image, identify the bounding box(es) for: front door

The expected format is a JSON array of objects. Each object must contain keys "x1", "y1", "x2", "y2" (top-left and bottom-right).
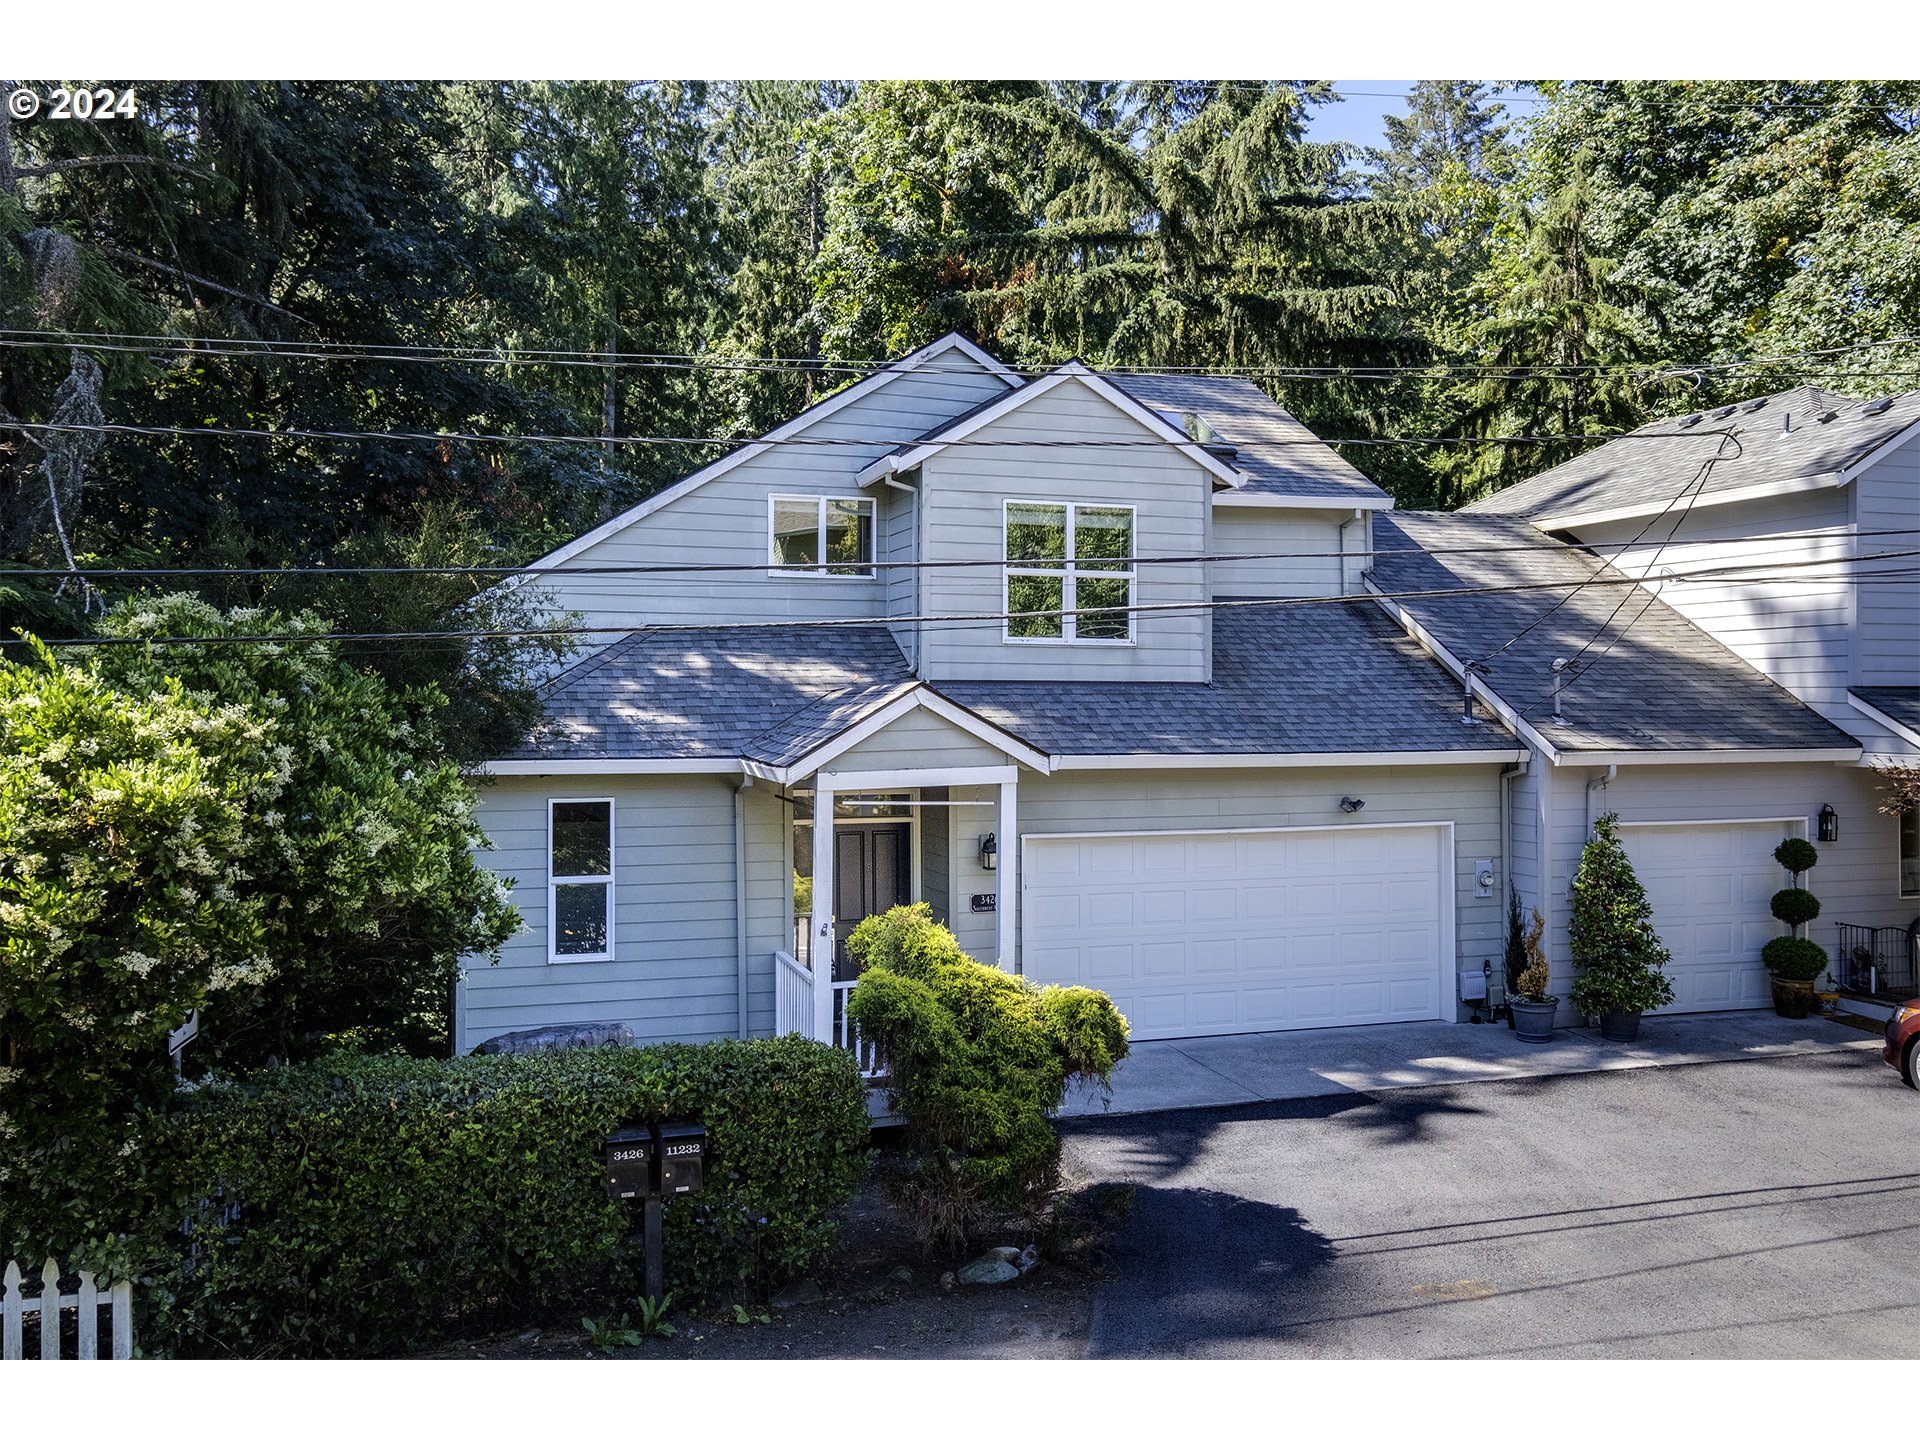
[{"x1": 832, "y1": 823, "x2": 912, "y2": 982}]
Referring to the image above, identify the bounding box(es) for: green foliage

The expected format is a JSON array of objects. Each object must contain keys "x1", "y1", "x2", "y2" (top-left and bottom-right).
[
  {"x1": 143, "y1": 1036, "x2": 869, "y2": 1356},
  {"x1": 582, "y1": 1313, "x2": 645, "y2": 1351},
  {"x1": 0, "y1": 637, "x2": 281, "y2": 1270},
  {"x1": 1774, "y1": 838, "x2": 1819, "y2": 876},
  {"x1": 1515, "y1": 907, "x2": 1552, "y2": 1004},
  {"x1": 843, "y1": 904, "x2": 1128, "y2": 1251},
  {"x1": 88, "y1": 594, "x2": 520, "y2": 1069},
  {"x1": 634, "y1": 1291, "x2": 680, "y2": 1337},
  {"x1": 1503, "y1": 887, "x2": 1528, "y2": 999},
  {"x1": 1769, "y1": 887, "x2": 1822, "y2": 929},
  {"x1": 1566, "y1": 813, "x2": 1676, "y2": 1017},
  {"x1": 1762, "y1": 936, "x2": 1830, "y2": 982}
]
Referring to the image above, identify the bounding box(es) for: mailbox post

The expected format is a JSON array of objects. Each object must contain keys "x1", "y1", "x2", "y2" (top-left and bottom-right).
[{"x1": 603, "y1": 1119, "x2": 708, "y2": 1302}]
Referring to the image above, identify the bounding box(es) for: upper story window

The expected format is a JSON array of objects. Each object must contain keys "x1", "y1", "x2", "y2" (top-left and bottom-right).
[
  {"x1": 1004, "y1": 500, "x2": 1135, "y2": 644},
  {"x1": 550, "y1": 799, "x2": 613, "y2": 962},
  {"x1": 770, "y1": 495, "x2": 875, "y2": 577}
]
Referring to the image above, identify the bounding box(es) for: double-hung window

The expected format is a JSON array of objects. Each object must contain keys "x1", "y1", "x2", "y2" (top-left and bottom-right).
[
  {"x1": 770, "y1": 495, "x2": 875, "y2": 576},
  {"x1": 549, "y1": 799, "x2": 613, "y2": 962},
  {"x1": 1004, "y1": 501, "x2": 1135, "y2": 643}
]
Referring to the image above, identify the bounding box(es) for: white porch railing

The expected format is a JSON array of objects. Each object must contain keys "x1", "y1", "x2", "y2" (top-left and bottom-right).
[
  {"x1": 831, "y1": 980, "x2": 887, "y2": 1079},
  {"x1": 774, "y1": 949, "x2": 814, "y2": 1038},
  {"x1": 3, "y1": 1258, "x2": 132, "y2": 1360}
]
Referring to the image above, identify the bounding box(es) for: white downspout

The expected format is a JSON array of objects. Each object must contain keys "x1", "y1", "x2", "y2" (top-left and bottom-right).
[
  {"x1": 1585, "y1": 764, "x2": 1618, "y2": 835},
  {"x1": 734, "y1": 773, "x2": 753, "y2": 1040}
]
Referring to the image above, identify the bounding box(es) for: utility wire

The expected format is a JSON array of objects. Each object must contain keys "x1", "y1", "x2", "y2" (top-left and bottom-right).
[
  {"x1": 0, "y1": 416, "x2": 1742, "y2": 453},
  {"x1": 7, "y1": 329, "x2": 1920, "y2": 381},
  {"x1": 15, "y1": 524, "x2": 1920, "y2": 583},
  {"x1": 12, "y1": 546, "x2": 1916, "y2": 649}
]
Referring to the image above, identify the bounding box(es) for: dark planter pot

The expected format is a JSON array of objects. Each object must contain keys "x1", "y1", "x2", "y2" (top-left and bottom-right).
[
  {"x1": 1599, "y1": 1009, "x2": 1642, "y2": 1042},
  {"x1": 1771, "y1": 977, "x2": 1815, "y2": 1019},
  {"x1": 1510, "y1": 998, "x2": 1558, "y2": 1044}
]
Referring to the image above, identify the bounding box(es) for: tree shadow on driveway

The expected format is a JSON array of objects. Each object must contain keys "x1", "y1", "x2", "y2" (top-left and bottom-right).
[{"x1": 1087, "y1": 1185, "x2": 1339, "y2": 1359}]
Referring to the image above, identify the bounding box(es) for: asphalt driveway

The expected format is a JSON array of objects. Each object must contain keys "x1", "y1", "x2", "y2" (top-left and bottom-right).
[{"x1": 1061, "y1": 1048, "x2": 1920, "y2": 1358}]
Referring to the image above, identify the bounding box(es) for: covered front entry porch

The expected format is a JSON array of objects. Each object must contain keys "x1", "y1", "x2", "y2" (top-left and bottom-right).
[{"x1": 775, "y1": 764, "x2": 1022, "y2": 1071}]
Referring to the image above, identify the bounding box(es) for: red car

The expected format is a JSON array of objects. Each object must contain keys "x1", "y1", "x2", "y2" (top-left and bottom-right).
[{"x1": 1888, "y1": 1000, "x2": 1920, "y2": 1088}]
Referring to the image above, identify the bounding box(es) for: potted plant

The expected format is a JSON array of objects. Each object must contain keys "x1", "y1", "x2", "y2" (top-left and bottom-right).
[
  {"x1": 1567, "y1": 813, "x2": 1675, "y2": 1041},
  {"x1": 1509, "y1": 904, "x2": 1558, "y2": 1043},
  {"x1": 1764, "y1": 837, "x2": 1828, "y2": 1018}
]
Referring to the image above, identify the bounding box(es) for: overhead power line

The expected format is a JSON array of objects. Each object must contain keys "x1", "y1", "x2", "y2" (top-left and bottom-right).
[
  {"x1": 0, "y1": 416, "x2": 1740, "y2": 453},
  {"x1": 15, "y1": 525, "x2": 1920, "y2": 583},
  {"x1": 12, "y1": 546, "x2": 1917, "y2": 650},
  {"x1": 6, "y1": 329, "x2": 1920, "y2": 382}
]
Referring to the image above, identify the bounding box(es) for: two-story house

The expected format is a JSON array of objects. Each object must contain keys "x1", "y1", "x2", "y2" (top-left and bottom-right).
[{"x1": 459, "y1": 338, "x2": 1919, "y2": 1059}]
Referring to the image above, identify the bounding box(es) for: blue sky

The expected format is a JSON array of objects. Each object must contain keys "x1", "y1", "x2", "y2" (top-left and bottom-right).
[{"x1": 1305, "y1": 81, "x2": 1540, "y2": 161}]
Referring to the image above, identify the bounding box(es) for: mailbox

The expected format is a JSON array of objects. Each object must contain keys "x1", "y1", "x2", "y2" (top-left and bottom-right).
[
  {"x1": 657, "y1": 1122, "x2": 707, "y2": 1195},
  {"x1": 604, "y1": 1124, "x2": 656, "y2": 1200}
]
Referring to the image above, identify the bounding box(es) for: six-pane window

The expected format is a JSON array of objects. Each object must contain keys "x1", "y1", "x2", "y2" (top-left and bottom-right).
[
  {"x1": 770, "y1": 495, "x2": 875, "y2": 576},
  {"x1": 550, "y1": 799, "x2": 613, "y2": 961},
  {"x1": 1004, "y1": 501, "x2": 1135, "y2": 643}
]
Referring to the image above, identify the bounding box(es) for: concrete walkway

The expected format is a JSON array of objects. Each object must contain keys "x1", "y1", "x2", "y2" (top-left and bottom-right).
[{"x1": 1056, "y1": 1012, "x2": 1882, "y2": 1119}]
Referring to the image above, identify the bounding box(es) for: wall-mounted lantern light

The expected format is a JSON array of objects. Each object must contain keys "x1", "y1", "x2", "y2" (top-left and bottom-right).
[
  {"x1": 979, "y1": 832, "x2": 998, "y2": 871},
  {"x1": 1817, "y1": 804, "x2": 1838, "y2": 843}
]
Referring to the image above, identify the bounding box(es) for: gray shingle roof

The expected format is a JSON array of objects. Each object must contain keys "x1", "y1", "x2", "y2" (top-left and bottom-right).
[
  {"x1": 507, "y1": 626, "x2": 914, "y2": 763},
  {"x1": 939, "y1": 603, "x2": 1509, "y2": 756},
  {"x1": 1371, "y1": 512, "x2": 1859, "y2": 755},
  {"x1": 1103, "y1": 372, "x2": 1389, "y2": 505},
  {"x1": 1462, "y1": 384, "x2": 1920, "y2": 523},
  {"x1": 1850, "y1": 686, "x2": 1920, "y2": 737},
  {"x1": 511, "y1": 605, "x2": 1514, "y2": 765},
  {"x1": 883, "y1": 366, "x2": 1389, "y2": 506}
]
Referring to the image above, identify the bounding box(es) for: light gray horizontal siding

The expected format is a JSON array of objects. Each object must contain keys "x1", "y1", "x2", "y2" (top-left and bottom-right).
[
  {"x1": 518, "y1": 363, "x2": 1010, "y2": 649},
  {"x1": 461, "y1": 774, "x2": 792, "y2": 1050},
  {"x1": 1207, "y1": 507, "x2": 1351, "y2": 597},
  {"x1": 882, "y1": 478, "x2": 919, "y2": 667},
  {"x1": 1854, "y1": 435, "x2": 1920, "y2": 688},
  {"x1": 1521, "y1": 760, "x2": 1910, "y2": 1015},
  {"x1": 827, "y1": 706, "x2": 1013, "y2": 772},
  {"x1": 916, "y1": 379, "x2": 1213, "y2": 684},
  {"x1": 1010, "y1": 765, "x2": 1507, "y2": 1016}
]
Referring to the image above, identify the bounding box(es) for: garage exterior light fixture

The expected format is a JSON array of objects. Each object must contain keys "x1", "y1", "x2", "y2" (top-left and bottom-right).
[{"x1": 1818, "y1": 804, "x2": 1838, "y2": 843}]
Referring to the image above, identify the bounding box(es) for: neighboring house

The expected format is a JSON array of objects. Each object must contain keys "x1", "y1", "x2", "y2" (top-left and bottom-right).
[{"x1": 457, "y1": 340, "x2": 1920, "y2": 1059}]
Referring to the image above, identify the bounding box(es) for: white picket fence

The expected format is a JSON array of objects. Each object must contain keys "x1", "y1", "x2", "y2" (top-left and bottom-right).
[{"x1": 2, "y1": 1259, "x2": 131, "y2": 1360}]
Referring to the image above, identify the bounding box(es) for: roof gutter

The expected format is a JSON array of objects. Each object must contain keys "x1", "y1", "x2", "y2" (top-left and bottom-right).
[{"x1": 1847, "y1": 694, "x2": 1920, "y2": 753}]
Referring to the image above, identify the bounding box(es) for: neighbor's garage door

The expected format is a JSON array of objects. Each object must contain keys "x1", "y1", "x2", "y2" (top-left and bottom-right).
[
  {"x1": 1619, "y1": 820, "x2": 1798, "y2": 1014},
  {"x1": 1021, "y1": 825, "x2": 1450, "y2": 1041}
]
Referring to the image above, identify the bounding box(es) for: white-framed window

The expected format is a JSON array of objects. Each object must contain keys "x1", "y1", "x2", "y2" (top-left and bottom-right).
[
  {"x1": 1003, "y1": 500, "x2": 1135, "y2": 644},
  {"x1": 768, "y1": 494, "x2": 876, "y2": 577},
  {"x1": 1900, "y1": 805, "x2": 1919, "y2": 899},
  {"x1": 549, "y1": 798, "x2": 614, "y2": 963}
]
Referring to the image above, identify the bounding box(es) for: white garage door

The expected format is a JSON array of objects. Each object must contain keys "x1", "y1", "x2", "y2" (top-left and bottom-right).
[
  {"x1": 1619, "y1": 820, "x2": 1798, "y2": 1014},
  {"x1": 1021, "y1": 825, "x2": 1450, "y2": 1041}
]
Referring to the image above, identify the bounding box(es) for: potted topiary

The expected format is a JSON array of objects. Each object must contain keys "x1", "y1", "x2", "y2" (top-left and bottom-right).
[
  {"x1": 1509, "y1": 905, "x2": 1558, "y2": 1043},
  {"x1": 1567, "y1": 813, "x2": 1676, "y2": 1041},
  {"x1": 1764, "y1": 837, "x2": 1828, "y2": 1018}
]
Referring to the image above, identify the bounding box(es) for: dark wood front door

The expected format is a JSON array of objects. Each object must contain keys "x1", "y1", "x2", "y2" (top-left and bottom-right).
[{"x1": 833, "y1": 823, "x2": 911, "y2": 982}]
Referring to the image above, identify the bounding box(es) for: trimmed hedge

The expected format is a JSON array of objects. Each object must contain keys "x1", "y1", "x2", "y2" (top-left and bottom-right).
[
  {"x1": 1762, "y1": 935, "x2": 1830, "y2": 982},
  {"x1": 1770, "y1": 887, "x2": 1822, "y2": 927},
  {"x1": 144, "y1": 1036, "x2": 869, "y2": 1357}
]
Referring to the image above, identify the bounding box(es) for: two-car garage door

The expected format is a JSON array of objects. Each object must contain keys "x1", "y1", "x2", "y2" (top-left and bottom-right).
[{"x1": 1021, "y1": 825, "x2": 1450, "y2": 1042}]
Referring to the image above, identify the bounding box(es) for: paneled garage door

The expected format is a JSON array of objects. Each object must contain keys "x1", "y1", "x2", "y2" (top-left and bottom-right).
[
  {"x1": 1021, "y1": 825, "x2": 1451, "y2": 1041},
  {"x1": 1619, "y1": 820, "x2": 1799, "y2": 1014}
]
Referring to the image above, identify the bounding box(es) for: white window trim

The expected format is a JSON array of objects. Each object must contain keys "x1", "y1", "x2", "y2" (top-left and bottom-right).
[
  {"x1": 767, "y1": 493, "x2": 878, "y2": 579},
  {"x1": 548, "y1": 796, "x2": 615, "y2": 964},
  {"x1": 1001, "y1": 498, "x2": 1138, "y2": 646}
]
